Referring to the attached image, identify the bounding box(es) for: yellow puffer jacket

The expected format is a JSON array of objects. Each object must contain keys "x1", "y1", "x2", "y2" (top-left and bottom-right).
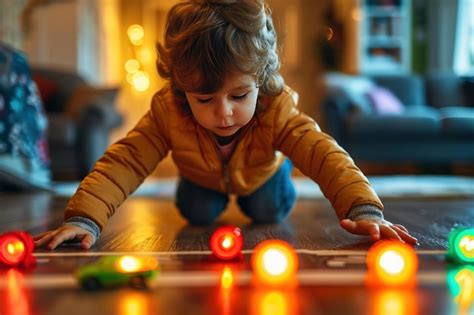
[{"x1": 65, "y1": 84, "x2": 383, "y2": 229}]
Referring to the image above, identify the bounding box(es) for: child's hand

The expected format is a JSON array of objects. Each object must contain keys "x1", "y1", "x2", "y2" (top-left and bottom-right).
[
  {"x1": 340, "y1": 218, "x2": 418, "y2": 244},
  {"x1": 33, "y1": 225, "x2": 96, "y2": 250}
]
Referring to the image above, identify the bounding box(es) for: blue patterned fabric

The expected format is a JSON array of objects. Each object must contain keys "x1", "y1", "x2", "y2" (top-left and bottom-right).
[{"x1": 0, "y1": 42, "x2": 50, "y2": 189}]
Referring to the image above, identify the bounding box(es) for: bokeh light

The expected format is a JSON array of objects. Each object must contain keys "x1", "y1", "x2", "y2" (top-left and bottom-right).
[
  {"x1": 251, "y1": 240, "x2": 298, "y2": 286},
  {"x1": 366, "y1": 241, "x2": 418, "y2": 286},
  {"x1": 127, "y1": 24, "x2": 144, "y2": 46}
]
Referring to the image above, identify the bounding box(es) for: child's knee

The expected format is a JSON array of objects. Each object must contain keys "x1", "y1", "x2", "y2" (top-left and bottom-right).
[
  {"x1": 176, "y1": 199, "x2": 227, "y2": 225},
  {"x1": 240, "y1": 203, "x2": 293, "y2": 224}
]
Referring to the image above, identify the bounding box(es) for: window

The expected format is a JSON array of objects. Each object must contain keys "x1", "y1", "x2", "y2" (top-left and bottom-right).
[{"x1": 454, "y1": 0, "x2": 474, "y2": 75}]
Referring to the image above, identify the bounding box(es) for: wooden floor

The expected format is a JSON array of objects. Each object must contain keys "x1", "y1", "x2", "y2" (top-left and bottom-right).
[{"x1": 1, "y1": 192, "x2": 474, "y2": 315}]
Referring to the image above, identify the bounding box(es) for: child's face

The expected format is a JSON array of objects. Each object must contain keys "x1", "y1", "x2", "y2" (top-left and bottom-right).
[{"x1": 185, "y1": 72, "x2": 259, "y2": 137}]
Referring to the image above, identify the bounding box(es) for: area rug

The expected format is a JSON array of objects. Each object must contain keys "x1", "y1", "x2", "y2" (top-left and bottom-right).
[{"x1": 52, "y1": 175, "x2": 474, "y2": 200}]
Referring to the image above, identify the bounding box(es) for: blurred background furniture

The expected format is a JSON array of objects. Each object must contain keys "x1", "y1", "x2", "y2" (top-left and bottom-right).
[
  {"x1": 321, "y1": 73, "x2": 474, "y2": 170},
  {"x1": 32, "y1": 67, "x2": 123, "y2": 180}
]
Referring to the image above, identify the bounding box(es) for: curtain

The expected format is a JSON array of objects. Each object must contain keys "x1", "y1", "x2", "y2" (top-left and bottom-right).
[{"x1": 77, "y1": 0, "x2": 121, "y2": 86}]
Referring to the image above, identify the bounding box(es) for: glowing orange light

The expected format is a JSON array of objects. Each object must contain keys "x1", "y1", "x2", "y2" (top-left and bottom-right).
[
  {"x1": 119, "y1": 291, "x2": 148, "y2": 315},
  {"x1": 371, "y1": 289, "x2": 419, "y2": 315},
  {"x1": 250, "y1": 289, "x2": 298, "y2": 315},
  {"x1": 4, "y1": 269, "x2": 31, "y2": 315},
  {"x1": 116, "y1": 256, "x2": 158, "y2": 273},
  {"x1": 251, "y1": 240, "x2": 298, "y2": 286},
  {"x1": 118, "y1": 256, "x2": 141, "y2": 273},
  {"x1": 367, "y1": 241, "x2": 418, "y2": 286},
  {"x1": 210, "y1": 226, "x2": 243, "y2": 260},
  {"x1": 221, "y1": 266, "x2": 234, "y2": 290}
]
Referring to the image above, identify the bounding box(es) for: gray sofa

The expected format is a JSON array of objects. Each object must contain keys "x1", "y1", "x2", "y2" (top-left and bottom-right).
[
  {"x1": 32, "y1": 67, "x2": 123, "y2": 180},
  {"x1": 321, "y1": 73, "x2": 474, "y2": 168}
]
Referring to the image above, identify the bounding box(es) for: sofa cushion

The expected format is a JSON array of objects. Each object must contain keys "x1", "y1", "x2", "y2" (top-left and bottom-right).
[
  {"x1": 366, "y1": 86, "x2": 404, "y2": 115},
  {"x1": 324, "y1": 72, "x2": 374, "y2": 114},
  {"x1": 347, "y1": 108, "x2": 440, "y2": 139},
  {"x1": 426, "y1": 73, "x2": 465, "y2": 108},
  {"x1": 371, "y1": 75, "x2": 426, "y2": 106},
  {"x1": 439, "y1": 107, "x2": 474, "y2": 136}
]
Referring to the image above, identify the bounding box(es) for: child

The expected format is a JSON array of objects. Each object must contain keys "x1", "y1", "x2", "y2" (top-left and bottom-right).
[{"x1": 35, "y1": 0, "x2": 417, "y2": 250}]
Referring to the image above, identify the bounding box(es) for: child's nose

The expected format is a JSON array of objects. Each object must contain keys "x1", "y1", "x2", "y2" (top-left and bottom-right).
[{"x1": 215, "y1": 100, "x2": 233, "y2": 118}]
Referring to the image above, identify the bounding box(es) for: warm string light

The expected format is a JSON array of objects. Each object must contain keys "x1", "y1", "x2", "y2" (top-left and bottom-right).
[{"x1": 125, "y1": 24, "x2": 150, "y2": 92}]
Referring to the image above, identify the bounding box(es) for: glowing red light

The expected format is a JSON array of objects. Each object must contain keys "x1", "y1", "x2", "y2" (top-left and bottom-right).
[
  {"x1": 0, "y1": 231, "x2": 36, "y2": 268},
  {"x1": 210, "y1": 226, "x2": 243, "y2": 260}
]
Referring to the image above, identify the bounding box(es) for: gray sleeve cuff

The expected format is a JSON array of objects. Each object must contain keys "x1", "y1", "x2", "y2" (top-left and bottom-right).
[
  {"x1": 347, "y1": 204, "x2": 384, "y2": 221},
  {"x1": 63, "y1": 216, "x2": 101, "y2": 240}
]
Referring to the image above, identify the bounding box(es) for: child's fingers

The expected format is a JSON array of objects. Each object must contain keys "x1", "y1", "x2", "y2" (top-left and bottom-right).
[
  {"x1": 392, "y1": 225, "x2": 418, "y2": 244},
  {"x1": 34, "y1": 231, "x2": 58, "y2": 248},
  {"x1": 339, "y1": 219, "x2": 358, "y2": 233},
  {"x1": 47, "y1": 228, "x2": 80, "y2": 250},
  {"x1": 393, "y1": 224, "x2": 409, "y2": 233},
  {"x1": 79, "y1": 233, "x2": 95, "y2": 250},
  {"x1": 379, "y1": 225, "x2": 403, "y2": 242},
  {"x1": 33, "y1": 231, "x2": 50, "y2": 241},
  {"x1": 367, "y1": 223, "x2": 380, "y2": 241}
]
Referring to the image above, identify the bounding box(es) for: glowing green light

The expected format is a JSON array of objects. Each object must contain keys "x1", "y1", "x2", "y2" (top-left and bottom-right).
[{"x1": 447, "y1": 228, "x2": 474, "y2": 264}]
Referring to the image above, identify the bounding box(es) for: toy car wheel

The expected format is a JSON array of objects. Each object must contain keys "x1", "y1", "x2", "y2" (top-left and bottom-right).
[
  {"x1": 130, "y1": 276, "x2": 147, "y2": 289},
  {"x1": 81, "y1": 277, "x2": 102, "y2": 290}
]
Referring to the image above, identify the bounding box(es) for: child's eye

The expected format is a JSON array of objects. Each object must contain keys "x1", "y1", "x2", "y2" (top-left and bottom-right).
[
  {"x1": 197, "y1": 97, "x2": 212, "y2": 104},
  {"x1": 231, "y1": 93, "x2": 248, "y2": 100}
]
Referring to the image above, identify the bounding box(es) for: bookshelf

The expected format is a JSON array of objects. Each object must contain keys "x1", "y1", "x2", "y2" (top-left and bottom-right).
[{"x1": 358, "y1": 0, "x2": 412, "y2": 74}]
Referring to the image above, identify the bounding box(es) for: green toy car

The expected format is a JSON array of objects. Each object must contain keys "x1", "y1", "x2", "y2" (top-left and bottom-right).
[{"x1": 76, "y1": 255, "x2": 159, "y2": 290}]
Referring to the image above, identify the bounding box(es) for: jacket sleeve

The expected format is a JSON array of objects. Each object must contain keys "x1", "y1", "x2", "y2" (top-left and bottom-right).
[
  {"x1": 64, "y1": 94, "x2": 171, "y2": 229},
  {"x1": 273, "y1": 90, "x2": 383, "y2": 219}
]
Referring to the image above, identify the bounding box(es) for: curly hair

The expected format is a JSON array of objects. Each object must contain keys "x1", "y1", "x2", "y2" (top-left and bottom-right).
[{"x1": 156, "y1": 0, "x2": 284, "y2": 110}]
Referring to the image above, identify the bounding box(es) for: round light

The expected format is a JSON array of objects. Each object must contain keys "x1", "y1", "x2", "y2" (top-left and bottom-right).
[
  {"x1": 131, "y1": 71, "x2": 150, "y2": 92},
  {"x1": 1, "y1": 235, "x2": 26, "y2": 265},
  {"x1": 210, "y1": 226, "x2": 243, "y2": 260},
  {"x1": 367, "y1": 241, "x2": 418, "y2": 286},
  {"x1": 0, "y1": 231, "x2": 35, "y2": 268},
  {"x1": 251, "y1": 240, "x2": 298, "y2": 286},
  {"x1": 125, "y1": 59, "x2": 140, "y2": 73},
  {"x1": 127, "y1": 24, "x2": 144, "y2": 45},
  {"x1": 118, "y1": 256, "x2": 141, "y2": 273},
  {"x1": 449, "y1": 228, "x2": 474, "y2": 263}
]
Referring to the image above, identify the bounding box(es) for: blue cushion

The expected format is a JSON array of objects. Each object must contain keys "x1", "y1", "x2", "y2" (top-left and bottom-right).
[
  {"x1": 439, "y1": 107, "x2": 474, "y2": 136},
  {"x1": 347, "y1": 108, "x2": 440, "y2": 139}
]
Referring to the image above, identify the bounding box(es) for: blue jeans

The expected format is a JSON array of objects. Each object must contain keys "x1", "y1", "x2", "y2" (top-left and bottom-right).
[{"x1": 175, "y1": 159, "x2": 296, "y2": 225}]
